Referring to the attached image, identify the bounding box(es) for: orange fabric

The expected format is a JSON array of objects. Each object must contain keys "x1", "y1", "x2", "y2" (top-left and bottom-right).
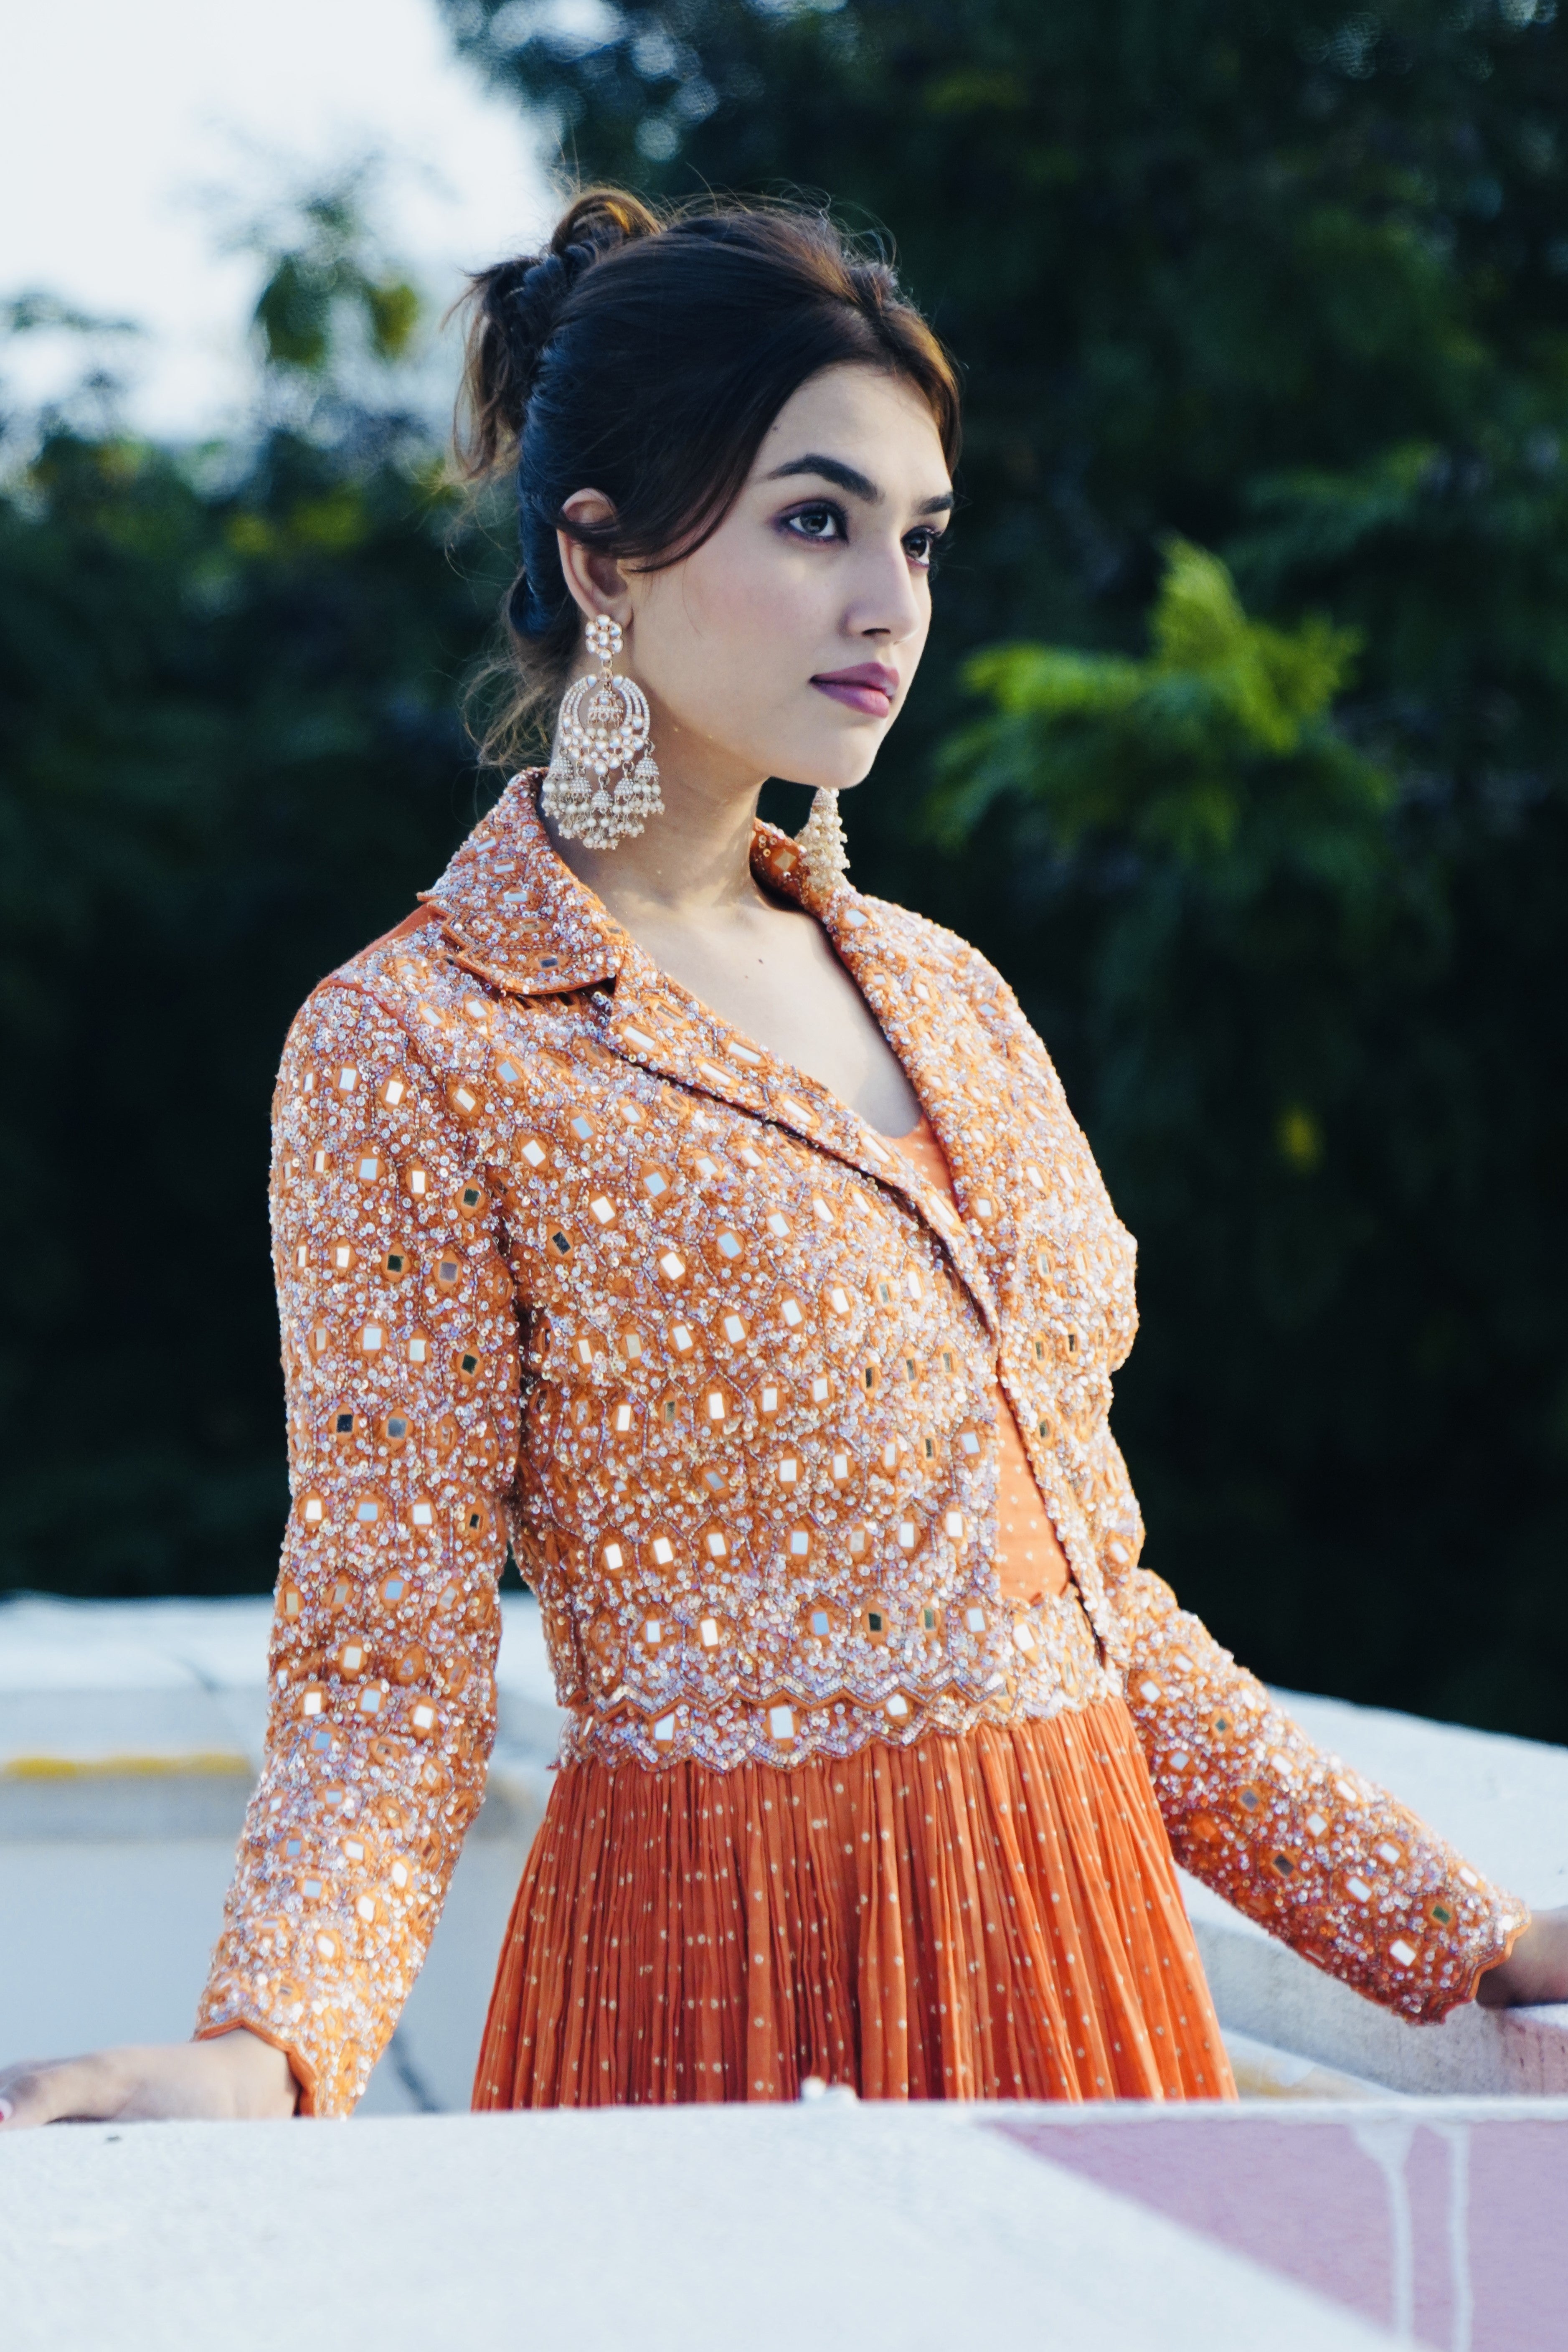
[
  {"x1": 474, "y1": 1695, "x2": 1233, "y2": 2106},
  {"x1": 893, "y1": 1117, "x2": 1070, "y2": 1606},
  {"x1": 196, "y1": 775, "x2": 1527, "y2": 2114}
]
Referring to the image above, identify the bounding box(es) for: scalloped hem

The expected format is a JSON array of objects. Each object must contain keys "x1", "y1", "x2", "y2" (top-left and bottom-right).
[{"x1": 1428, "y1": 1903, "x2": 1533, "y2": 2025}]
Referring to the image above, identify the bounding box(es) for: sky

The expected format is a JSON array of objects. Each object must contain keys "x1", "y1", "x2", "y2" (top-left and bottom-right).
[{"x1": 0, "y1": 0, "x2": 557, "y2": 439}]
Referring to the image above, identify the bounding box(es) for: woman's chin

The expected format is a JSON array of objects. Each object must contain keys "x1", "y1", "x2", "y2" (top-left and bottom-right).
[{"x1": 770, "y1": 743, "x2": 886, "y2": 795}]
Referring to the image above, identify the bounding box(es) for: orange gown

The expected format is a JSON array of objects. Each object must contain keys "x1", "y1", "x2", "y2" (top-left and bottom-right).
[{"x1": 473, "y1": 1115, "x2": 1232, "y2": 2103}]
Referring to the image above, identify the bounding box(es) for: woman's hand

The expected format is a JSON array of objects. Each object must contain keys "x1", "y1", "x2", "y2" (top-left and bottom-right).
[
  {"x1": 0, "y1": 2028, "x2": 299, "y2": 2127},
  {"x1": 1476, "y1": 1907, "x2": 1568, "y2": 2008}
]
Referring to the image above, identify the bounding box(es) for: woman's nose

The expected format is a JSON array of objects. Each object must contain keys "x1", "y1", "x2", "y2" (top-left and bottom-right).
[{"x1": 847, "y1": 548, "x2": 926, "y2": 642}]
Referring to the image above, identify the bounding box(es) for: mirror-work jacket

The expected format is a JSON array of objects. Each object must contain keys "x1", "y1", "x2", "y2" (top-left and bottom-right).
[{"x1": 196, "y1": 776, "x2": 1524, "y2": 2114}]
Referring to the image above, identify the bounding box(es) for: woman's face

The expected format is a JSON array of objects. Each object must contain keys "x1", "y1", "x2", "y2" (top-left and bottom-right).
[{"x1": 561, "y1": 363, "x2": 953, "y2": 795}]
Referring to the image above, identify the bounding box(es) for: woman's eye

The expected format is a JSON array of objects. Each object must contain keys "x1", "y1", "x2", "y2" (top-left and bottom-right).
[
  {"x1": 783, "y1": 502, "x2": 845, "y2": 542},
  {"x1": 905, "y1": 528, "x2": 943, "y2": 569}
]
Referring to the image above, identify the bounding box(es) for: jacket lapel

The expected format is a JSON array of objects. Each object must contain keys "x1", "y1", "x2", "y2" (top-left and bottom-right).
[
  {"x1": 422, "y1": 779, "x2": 1000, "y2": 1334},
  {"x1": 813, "y1": 876, "x2": 1010, "y2": 1271},
  {"x1": 419, "y1": 772, "x2": 627, "y2": 996},
  {"x1": 424, "y1": 781, "x2": 1120, "y2": 1659},
  {"x1": 602, "y1": 944, "x2": 1001, "y2": 1337}
]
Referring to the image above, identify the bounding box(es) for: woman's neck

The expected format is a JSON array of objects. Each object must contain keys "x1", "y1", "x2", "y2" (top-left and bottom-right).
[
  {"x1": 538, "y1": 731, "x2": 923, "y2": 1138},
  {"x1": 543, "y1": 726, "x2": 776, "y2": 929}
]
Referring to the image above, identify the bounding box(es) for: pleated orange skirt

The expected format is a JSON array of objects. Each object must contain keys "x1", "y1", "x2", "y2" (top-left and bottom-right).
[{"x1": 473, "y1": 1694, "x2": 1235, "y2": 2107}]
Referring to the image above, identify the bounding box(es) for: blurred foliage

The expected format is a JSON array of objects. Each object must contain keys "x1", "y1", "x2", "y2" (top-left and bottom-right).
[
  {"x1": 0, "y1": 206, "x2": 508, "y2": 1596},
  {"x1": 444, "y1": 0, "x2": 1568, "y2": 1739},
  {"x1": 932, "y1": 540, "x2": 1389, "y2": 863},
  {"x1": 251, "y1": 188, "x2": 424, "y2": 376},
  {"x1": 9, "y1": 3, "x2": 1568, "y2": 1746}
]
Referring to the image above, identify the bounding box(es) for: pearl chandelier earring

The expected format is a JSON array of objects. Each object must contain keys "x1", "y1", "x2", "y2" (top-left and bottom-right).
[{"x1": 542, "y1": 614, "x2": 663, "y2": 850}]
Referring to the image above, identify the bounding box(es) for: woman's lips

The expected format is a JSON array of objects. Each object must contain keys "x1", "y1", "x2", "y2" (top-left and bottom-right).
[{"x1": 811, "y1": 664, "x2": 898, "y2": 718}]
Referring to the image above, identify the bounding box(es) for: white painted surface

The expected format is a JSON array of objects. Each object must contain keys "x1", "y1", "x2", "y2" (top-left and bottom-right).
[
  {"x1": 6, "y1": 1594, "x2": 1568, "y2": 2100},
  {"x1": 1218, "y1": 2029, "x2": 1383, "y2": 2101},
  {"x1": 0, "y1": 1831, "x2": 535, "y2": 2119},
  {"x1": 0, "y1": 2103, "x2": 1398, "y2": 2352},
  {"x1": 0, "y1": 1595, "x2": 552, "y2": 2114},
  {"x1": 0, "y1": 1592, "x2": 558, "y2": 1774}
]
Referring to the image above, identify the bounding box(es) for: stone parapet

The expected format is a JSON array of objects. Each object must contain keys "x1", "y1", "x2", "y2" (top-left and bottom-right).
[
  {"x1": 4, "y1": 2099, "x2": 1441, "y2": 2350},
  {"x1": 5, "y1": 1596, "x2": 1568, "y2": 2102}
]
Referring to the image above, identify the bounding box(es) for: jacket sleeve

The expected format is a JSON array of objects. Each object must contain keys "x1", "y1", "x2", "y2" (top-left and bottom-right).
[
  {"x1": 195, "y1": 979, "x2": 519, "y2": 2114},
  {"x1": 949, "y1": 938, "x2": 1530, "y2": 2023},
  {"x1": 1085, "y1": 1424, "x2": 1527, "y2": 2022}
]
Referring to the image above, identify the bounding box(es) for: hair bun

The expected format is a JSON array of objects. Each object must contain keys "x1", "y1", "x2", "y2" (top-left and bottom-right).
[
  {"x1": 458, "y1": 189, "x2": 661, "y2": 478},
  {"x1": 503, "y1": 251, "x2": 579, "y2": 398},
  {"x1": 551, "y1": 188, "x2": 660, "y2": 264}
]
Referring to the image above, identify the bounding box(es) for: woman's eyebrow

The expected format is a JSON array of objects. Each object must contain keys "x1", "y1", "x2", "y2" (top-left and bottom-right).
[
  {"x1": 762, "y1": 454, "x2": 956, "y2": 517},
  {"x1": 764, "y1": 453, "x2": 883, "y2": 500}
]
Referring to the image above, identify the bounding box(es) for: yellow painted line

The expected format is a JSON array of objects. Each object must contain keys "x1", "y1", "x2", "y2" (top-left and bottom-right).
[{"x1": 2, "y1": 1753, "x2": 253, "y2": 1781}]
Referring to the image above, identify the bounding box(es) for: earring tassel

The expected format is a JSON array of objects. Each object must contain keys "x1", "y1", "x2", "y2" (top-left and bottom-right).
[{"x1": 795, "y1": 787, "x2": 850, "y2": 895}]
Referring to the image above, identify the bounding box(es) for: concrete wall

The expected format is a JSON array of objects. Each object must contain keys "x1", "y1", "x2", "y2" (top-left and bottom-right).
[
  {"x1": 14, "y1": 2095, "x2": 1568, "y2": 2350},
  {"x1": 5, "y1": 1594, "x2": 1568, "y2": 2106}
]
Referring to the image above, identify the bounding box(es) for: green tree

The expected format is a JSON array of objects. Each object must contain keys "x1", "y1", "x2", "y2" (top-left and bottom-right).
[
  {"x1": 11, "y1": 4, "x2": 1568, "y2": 1746},
  {"x1": 444, "y1": 0, "x2": 1568, "y2": 1735},
  {"x1": 0, "y1": 200, "x2": 506, "y2": 1594},
  {"x1": 249, "y1": 185, "x2": 423, "y2": 377}
]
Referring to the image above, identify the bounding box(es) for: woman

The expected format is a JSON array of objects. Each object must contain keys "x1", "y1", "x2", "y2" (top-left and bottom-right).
[{"x1": 5, "y1": 190, "x2": 1563, "y2": 2126}]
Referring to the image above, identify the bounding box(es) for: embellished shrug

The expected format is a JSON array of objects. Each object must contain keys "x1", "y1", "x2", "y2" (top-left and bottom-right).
[{"x1": 196, "y1": 776, "x2": 1525, "y2": 2114}]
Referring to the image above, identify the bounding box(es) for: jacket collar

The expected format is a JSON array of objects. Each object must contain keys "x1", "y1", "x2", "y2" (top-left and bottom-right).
[
  {"x1": 423, "y1": 775, "x2": 1000, "y2": 1334},
  {"x1": 420, "y1": 771, "x2": 629, "y2": 995}
]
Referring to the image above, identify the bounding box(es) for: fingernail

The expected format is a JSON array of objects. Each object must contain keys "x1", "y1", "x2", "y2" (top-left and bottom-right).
[{"x1": 0, "y1": 2096, "x2": 13, "y2": 2124}]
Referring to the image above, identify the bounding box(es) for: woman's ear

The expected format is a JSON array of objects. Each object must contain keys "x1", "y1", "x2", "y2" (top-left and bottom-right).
[{"x1": 557, "y1": 490, "x2": 633, "y2": 628}]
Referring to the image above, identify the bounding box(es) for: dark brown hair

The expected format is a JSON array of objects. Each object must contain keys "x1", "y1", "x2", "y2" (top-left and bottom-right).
[{"x1": 457, "y1": 187, "x2": 961, "y2": 766}]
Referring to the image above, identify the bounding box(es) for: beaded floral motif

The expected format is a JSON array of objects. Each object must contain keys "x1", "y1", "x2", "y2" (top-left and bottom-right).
[{"x1": 196, "y1": 774, "x2": 1524, "y2": 2112}]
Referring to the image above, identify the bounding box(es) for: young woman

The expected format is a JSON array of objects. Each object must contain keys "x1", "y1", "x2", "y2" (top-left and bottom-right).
[{"x1": 5, "y1": 190, "x2": 1565, "y2": 2126}]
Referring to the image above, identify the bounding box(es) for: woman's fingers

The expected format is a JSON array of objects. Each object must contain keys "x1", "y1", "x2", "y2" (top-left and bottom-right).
[
  {"x1": 0, "y1": 2049, "x2": 137, "y2": 2127},
  {"x1": 0, "y1": 2033, "x2": 298, "y2": 2127}
]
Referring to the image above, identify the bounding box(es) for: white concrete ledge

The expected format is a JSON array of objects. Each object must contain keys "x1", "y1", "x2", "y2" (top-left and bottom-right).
[
  {"x1": 13, "y1": 2098, "x2": 1568, "y2": 2349},
  {"x1": 7, "y1": 1597, "x2": 1568, "y2": 2102},
  {"x1": 2, "y1": 2101, "x2": 1460, "y2": 2352},
  {"x1": 1189, "y1": 1902, "x2": 1568, "y2": 2094},
  {"x1": 0, "y1": 1596, "x2": 559, "y2": 2116},
  {"x1": 0, "y1": 1595, "x2": 556, "y2": 1841}
]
